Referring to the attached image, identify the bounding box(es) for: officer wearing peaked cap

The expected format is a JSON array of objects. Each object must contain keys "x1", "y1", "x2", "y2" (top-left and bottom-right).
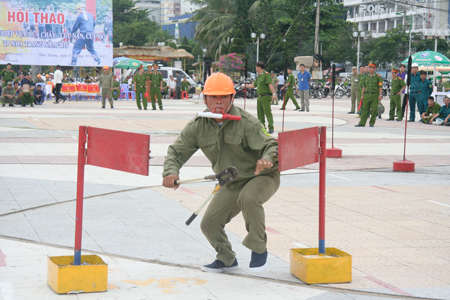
[
  {"x1": 133, "y1": 64, "x2": 148, "y2": 110},
  {"x1": 147, "y1": 63, "x2": 163, "y2": 110},
  {"x1": 386, "y1": 67, "x2": 406, "y2": 121},
  {"x1": 355, "y1": 61, "x2": 383, "y2": 127}
]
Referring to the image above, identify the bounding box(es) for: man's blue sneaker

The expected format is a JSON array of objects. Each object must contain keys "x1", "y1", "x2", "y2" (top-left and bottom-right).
[
  {"x1": 249, "y1": 249, "x2": 268, "y2": 272},
  {"x1": 201, "y1": 259, "x2": 239, "y2": 273}
]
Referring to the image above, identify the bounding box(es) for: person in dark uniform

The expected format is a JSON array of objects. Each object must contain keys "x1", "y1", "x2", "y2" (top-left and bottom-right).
[{"x1": 69, "y1": 3, "x2": 101, "y2": 66}]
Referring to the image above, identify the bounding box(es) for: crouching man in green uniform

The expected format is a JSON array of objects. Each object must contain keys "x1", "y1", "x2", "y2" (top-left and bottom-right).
[
  {"x1": 421, "y1": 97, "x2": 441, "y2": 124},
  {"x1": 162, "y1": 72, "x2": 280, "y2": 273},
  {"x1": 21, "y1": 84, "x2": 35, "y2": 107},
  {"x1": 0, "y1": 82, "x2": 17, "y2": 106},
  {"x1": 355, "y1": 62, "x2": 383, "y2": 127}
]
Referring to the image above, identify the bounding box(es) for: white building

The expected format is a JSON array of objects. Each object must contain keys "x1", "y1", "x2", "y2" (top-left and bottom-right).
[
  {"x1": 180, "y1": 0, "x2": 203, "y2": 15},
  {"x1": 344, "y1": 0, "x2": 450, "y2": 38},
  {"x1": 161, "y1": 0, "x2": 181, "y2": 22},
  {"x1": 135, "y1": 0, "x2": 162, "y2": 24}
]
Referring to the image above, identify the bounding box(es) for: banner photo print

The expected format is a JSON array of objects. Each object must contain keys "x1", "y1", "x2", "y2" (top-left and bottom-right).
[{"x1": 0, "y1": 0, "x2": 113, "y2": 66}]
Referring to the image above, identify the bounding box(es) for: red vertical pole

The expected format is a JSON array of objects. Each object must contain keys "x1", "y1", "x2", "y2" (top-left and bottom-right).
[
  {"x1": 318, "y1": 126, "x2": 326, "y2": 255},
  {"x1": 74, "y1": 126, "x2": 87, "y2": 265},
  {"x1": 402, "y1": 94, "x2": 409, "y2": 161}
]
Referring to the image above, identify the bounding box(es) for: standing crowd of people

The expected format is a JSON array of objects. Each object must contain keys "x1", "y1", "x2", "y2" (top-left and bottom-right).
[{"x1": 350, "y1": 62, "x2": 449, "y2": 127}]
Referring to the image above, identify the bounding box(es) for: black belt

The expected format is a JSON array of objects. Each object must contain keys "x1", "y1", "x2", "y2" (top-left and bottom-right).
[
  {"x1": 138, "y1": 85, "x2": 145, "y2": 88},
  {"x1": 258, "y1": 93, "x2": 271, "y2": 97},
  {"x1": 366, "y1": 92, "x2": 378, "y2": 94},
  {"x1": 151, "y1": 85, "x2": 160, "y2": 87}
]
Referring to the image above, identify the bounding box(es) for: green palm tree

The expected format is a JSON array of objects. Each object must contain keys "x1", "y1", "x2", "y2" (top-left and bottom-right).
[
  {"x1": 189, "y1": 0, "x2": 237, "y2": 59},
  {"x1": 146, "y1": 29, "x2": 176, "y2": 46}
]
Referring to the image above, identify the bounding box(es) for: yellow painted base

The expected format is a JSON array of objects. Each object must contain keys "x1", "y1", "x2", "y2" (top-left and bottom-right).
[
  {"x1": 290, "y1": 248, "x2": 352, "y2": 284},
  {"x1": 47, "y1": 255, "x2": 108, "y2": 294}
]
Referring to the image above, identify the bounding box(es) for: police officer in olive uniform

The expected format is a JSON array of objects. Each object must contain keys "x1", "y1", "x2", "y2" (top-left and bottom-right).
[
  {"x1": 280, "y1": 67, "x2": 300, "y2": 111},
  {"x1": 98, "y1": 66, "x2": 114, "y2": 109},
  {"x1": 386, "y1": 67, "x2": 406, "y2": 121},
  {"x1": 0, "y1": 63, "x2": 16, "y2": 88},
  {"x1": 245, "y1": 62, "x2": 277, "y2": 134},
  {"x1": 163, "y1": 72, "x2": 279, "y2": 273},
  {"x1": 147, "y1": 63, "x2": 164, "y2": 110},
  {"x1": 355, "y1": 62, "x2": 383, "y2": 127},
  {"x1": 133, "y1": 65, "x2": 148, "y2": 110},
  {"x1": 349, "y1": 66, "x2": 360, "y2": 114},
  {"x1": 112, "y1": 75, "x2": 120, "y2": 100},
  {"x1": 357, "y1": 65, "x2": 368, "y2": 117}
]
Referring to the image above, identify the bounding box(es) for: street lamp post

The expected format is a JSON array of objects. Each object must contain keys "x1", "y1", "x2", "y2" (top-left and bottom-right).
[
  {"x1": 251, "y1": 33, "x2": 265, "y2": 64},
  {"x1": 352, "y1": 31, "x2": 365, "y2": 68},
  {"x1": 396, "y1": 12, "x2": 412, "y2": 56}
]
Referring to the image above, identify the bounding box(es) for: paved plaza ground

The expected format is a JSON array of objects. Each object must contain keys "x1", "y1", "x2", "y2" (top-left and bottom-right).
[{"x1": 0, "y1": 95, "x2": 449, "y2": 300}]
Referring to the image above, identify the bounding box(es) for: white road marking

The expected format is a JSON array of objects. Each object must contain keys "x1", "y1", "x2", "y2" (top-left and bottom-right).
[
  {"x1": 0, "y1": 282, "x2": 15, "y2": 300},
  {"x1": 328, "y1": 174, "x2": 354, "y2": 181},
  {"x1": 33, "y1": 118, "x2": 39, "y2": 121},
  {"x1": 293, "y1": 242, "x2": 310, "y2": 248},
  {"x1": 428, "y1": 200, "x2": 450, "y2": 208}
]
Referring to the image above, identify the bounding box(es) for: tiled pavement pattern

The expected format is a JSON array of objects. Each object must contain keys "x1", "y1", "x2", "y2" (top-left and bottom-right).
[{"x1": 0, "y1": 97, "x2": 449, "y2": 299}]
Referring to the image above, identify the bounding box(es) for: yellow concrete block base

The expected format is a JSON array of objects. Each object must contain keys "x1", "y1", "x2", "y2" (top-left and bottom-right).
[
  {"x1": 47, "y1": 255, "x2": 108, "y2": 294},
  {"x1": 290, "y1": 248, "x2": 352, "y2": 284}
]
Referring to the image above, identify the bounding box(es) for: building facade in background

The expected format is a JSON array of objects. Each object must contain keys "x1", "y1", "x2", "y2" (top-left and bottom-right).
[
  {"x1": 344, "y1": 0, "x2": 450, "y2": 38},
  {"x1": 135, "y1": 0, "x2": 162, "y2": 23},
  {"x1": 161, "y1": 0, "x2": 181, "y2": 22},
  {"x1": 161, "y1": 14, "x2": 197, "y2": 40}
]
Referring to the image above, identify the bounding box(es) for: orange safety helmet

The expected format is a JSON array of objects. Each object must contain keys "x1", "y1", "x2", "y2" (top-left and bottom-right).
[
  {"x1": 103, "y1": 66, "x2": 109, "y2": 70},
  {"x1": 202, "y1": 72, "x2": 236, "y2": 95}
]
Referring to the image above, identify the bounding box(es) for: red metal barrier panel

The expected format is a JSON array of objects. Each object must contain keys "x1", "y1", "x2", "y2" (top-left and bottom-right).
[
  {"x1": 278, "y1": 127, "x2": 319, "y2": 172},
  {"x1": 86, "y1": 127, "x2": 150, "y2": 175}
]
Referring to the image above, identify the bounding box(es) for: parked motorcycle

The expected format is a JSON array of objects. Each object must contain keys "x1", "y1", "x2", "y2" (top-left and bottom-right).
[
  {"x1": 323, "y1": 82, "x2": 332, "y2": 98},
  {"x1": 382, "y1": 80, "x2": 390, "y2": 97},
  {"x1": 308, "y1": 81, "x2": 325, "y2": 99},
  {"x1": 334, "y1": 82, "x2": 351, "y2": 99},
  {"x1": 234, "y1": 80, "x2": 255, "y2": 99}
]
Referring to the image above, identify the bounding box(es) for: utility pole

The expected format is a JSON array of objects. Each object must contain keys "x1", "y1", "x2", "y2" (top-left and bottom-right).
[{"x1": 314, "y1": 0, "x2": 320, "y2": 55}]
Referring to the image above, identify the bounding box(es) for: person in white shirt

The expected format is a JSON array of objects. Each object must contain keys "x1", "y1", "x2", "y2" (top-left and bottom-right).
[
  {"x1": 277, "y1": 71, "x2": 285, "y2": 101},
  {"x1": 53, "y1": 66, "x2": 66, "y2": 103},
  {"x1": 167, "y1": 75, "x2": 176, "y2": 99}
]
